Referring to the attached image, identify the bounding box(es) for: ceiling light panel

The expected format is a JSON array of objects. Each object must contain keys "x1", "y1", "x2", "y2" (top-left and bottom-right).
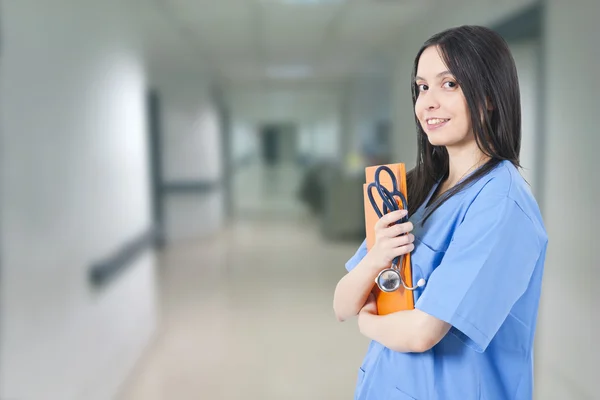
[
  {"x1": 262, "y1": 1, "x2": 341, "y2": 52},
  {"x1": 166, "y1": 0, "x2": 256, "y2": 57},
  {"x1": 335, "y1": 1, "x2": 428, "y2": 46}
]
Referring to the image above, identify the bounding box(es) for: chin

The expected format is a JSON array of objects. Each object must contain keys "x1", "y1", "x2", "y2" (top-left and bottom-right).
[
  {"x1": 425, "y1": 129, "x2": 468, "y2": 148},
  {"x1": 425, "y1": 133, "x2": 453, "y2": 147}
]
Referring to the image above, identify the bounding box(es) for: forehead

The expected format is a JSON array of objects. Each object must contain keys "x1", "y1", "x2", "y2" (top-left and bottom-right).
[{"x1": 416, "y1": 46, "x2": 449, "y2": 78}]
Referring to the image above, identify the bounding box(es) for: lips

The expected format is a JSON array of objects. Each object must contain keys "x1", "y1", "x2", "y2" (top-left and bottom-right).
[{"x1": 425, "y1": 118, "x2": 450, "y2": 130}]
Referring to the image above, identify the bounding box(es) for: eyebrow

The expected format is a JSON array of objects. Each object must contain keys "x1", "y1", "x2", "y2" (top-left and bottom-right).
[{"x1": 415, "y1": 70, "x2": 453, "y2": 81}]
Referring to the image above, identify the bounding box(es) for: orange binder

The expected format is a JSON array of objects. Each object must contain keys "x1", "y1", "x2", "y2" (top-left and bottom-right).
[{"x1": 363, "y1": 163, "x2": 414, "y2": 315}]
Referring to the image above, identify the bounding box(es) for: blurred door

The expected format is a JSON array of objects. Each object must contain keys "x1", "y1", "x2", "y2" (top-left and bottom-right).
[
  {"x1": 261, "y1": 125, "x2": 279, "y2": 166},
  {"x1": 259, "y1": 123, "x2": 297, "y2": 166},
  {"x1": 146, "y1": 88, "x2": 165, "y2": 247}
]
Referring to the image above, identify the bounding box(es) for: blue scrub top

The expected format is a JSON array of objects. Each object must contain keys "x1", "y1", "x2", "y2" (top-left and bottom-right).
[{"x1": 345, "y1": 160, "x2": 548, "y2": 400}]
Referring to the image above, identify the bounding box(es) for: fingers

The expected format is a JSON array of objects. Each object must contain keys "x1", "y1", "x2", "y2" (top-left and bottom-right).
[
  {"x1": 362, "y1": 293, "x2": 378, "y2": 313},
  {"x1": 389, "y1": 233, "x2": 415, "y2": 248},
  {"x1": 374, "y1": 209, "x2": 408, "y2": 230},
  {"x1": 384, "y1": 235, "x2": 415, "y2": 259},
  {"x1": 376, "y1": 221, "x2": 414, "y2": 240},
  {"x1": 366, "y1": 292, "x2": 376, "y2": 304},
  {"x1": 391, "y1": 242, "x2": 415, "y2": 258},
  {"x1": 389, "y1": 221, "x2": 414, "y2": 237},
  {"x1": 370, "y1": 210, "x2": 415, "y2": 271}
]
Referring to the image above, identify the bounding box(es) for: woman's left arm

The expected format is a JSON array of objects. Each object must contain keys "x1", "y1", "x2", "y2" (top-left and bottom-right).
[
  {"x1": 358, "y1": 187, "x2": 547, "y2": 354},
  {"x1": 357, "y1": 293, "x2": 451, "y2": 353}
]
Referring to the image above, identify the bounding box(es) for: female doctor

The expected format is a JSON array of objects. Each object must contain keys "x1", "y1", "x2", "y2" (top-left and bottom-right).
[{"x1": 333, "y1": 25, "x2": 548, "y2": 400}]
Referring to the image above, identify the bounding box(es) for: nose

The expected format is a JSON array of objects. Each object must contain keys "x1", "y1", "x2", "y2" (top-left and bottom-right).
[{"x1": 424, "y1": 91, "x2": 440, "y2": 110}]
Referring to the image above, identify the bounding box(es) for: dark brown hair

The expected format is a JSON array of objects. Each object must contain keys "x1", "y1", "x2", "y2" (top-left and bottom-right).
[{"x1": 407, "y1": 25, "x2": 522, "y2": 224}]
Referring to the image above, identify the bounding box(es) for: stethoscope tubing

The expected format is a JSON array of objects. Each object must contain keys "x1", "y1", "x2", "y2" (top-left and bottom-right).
[{"x1": 368, "y1": 166, "x2": 424, "y2": 292}]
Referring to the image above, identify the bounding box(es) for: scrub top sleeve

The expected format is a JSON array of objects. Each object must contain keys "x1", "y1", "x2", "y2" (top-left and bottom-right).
[
  {"x1": 345, "y1": 239, "x2": 368, "y2": 272},
  {"x1": 415, "y1": 194, "x2": 543, "y2": 353}
]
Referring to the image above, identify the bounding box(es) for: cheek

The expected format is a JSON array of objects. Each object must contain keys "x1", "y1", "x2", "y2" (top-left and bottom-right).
[
  {"x1": 457, "y1": 106, "x2": 472, "y2": 128},
  {"x1": 452, "y1": 94, "x2": 470, "y2": 121},
  {"x1": 414, "y1": 98, "x2": 424, "y2": 119}
]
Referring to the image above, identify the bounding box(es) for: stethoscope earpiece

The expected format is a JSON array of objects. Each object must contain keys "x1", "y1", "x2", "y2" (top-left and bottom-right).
[{"x1": 401, "y1": 276, "x2": 426, "y2": 291}]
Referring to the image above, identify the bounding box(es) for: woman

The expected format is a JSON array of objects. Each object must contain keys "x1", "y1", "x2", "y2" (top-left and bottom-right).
[{"x1": 333, "y1": 25, "x2": 548, "y2": 400}]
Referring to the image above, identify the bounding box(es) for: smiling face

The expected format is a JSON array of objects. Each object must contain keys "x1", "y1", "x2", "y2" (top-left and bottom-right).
[{"x1": 414, "y1": 45, "x2": 474, "y2": 150}]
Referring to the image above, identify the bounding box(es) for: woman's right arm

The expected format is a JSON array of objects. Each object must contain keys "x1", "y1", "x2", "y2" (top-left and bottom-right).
[{"x1": 333, "y1": 210, "x2": 415, "y2": 322}]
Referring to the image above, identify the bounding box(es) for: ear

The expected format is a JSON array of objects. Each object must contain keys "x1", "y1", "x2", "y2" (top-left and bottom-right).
[{"x1": 485, "y1": 97, "x2": 494, "y2": 111}]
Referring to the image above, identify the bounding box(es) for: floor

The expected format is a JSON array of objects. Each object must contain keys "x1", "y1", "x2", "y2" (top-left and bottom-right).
[{"x1": 118, "y1": 161, "x2": 369, "y2": 399}]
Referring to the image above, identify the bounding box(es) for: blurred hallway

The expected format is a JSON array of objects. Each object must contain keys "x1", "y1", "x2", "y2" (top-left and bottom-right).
[
  {"x1": 119, "y1": 161, "x2": 367, "y2": 399},
  {"x1": 232, "y1": 160, "x2": 308, "y2": 220},
  {"x1": 1, "y1": 1, "x2": 597, "y2": 399}
]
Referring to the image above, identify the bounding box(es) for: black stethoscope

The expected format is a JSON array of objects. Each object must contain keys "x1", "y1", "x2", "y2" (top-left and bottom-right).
[{"x1": 367, "y1": 165, "x2": 426, "y2": 293}]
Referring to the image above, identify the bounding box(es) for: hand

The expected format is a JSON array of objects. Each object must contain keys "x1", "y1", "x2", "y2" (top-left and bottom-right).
[
  {"x1": 365, "y1": 209, "x2": 415, "y2": 272},
  {"x1": 358, "y1": 293, "x2": 378, "y2": 335},
  {"x1": 360, "y1": 292, "x2": 378, "y2": 316}
]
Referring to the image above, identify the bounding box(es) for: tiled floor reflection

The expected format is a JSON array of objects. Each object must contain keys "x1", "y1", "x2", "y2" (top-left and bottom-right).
[{"x1": 119, "y1": 214, "x2": 368, "y2": 400}]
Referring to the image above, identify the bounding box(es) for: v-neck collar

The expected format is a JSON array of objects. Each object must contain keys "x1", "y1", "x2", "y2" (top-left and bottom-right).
[
  {"x1": 425, "y1": 179, "x2": 443, "y2": 209},
  {"x1": 424, "y1": 164, "x2": 485, "y2": 210}
]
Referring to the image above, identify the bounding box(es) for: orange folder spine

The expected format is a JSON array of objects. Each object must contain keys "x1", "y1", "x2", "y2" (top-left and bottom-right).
[{"x1": 363, "y1": 163, "x2": 414, "y2": 315}]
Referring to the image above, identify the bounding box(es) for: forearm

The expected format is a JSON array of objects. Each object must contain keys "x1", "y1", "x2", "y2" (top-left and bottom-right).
[
  {"x1": 333, "y1": 254, "x2": 380, "y2": 322},
  {"x1": 358, "y1": 310, "x2": 437, "y2": 353}
]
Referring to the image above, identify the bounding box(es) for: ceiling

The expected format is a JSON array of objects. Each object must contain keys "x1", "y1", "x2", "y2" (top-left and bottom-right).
[{"x1": 137, "y1": 0, "x2": 438, "y2": 86}]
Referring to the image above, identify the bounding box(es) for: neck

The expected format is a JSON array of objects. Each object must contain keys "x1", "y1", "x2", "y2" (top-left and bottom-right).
[{"x1": 445, "y1": 142, "x2": 490, "y2": 186}]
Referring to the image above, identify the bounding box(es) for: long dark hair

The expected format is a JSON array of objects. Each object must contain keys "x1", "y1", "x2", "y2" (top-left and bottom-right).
[{"x1": 407, "y1": 25, "x2": 522, "y2": 224}]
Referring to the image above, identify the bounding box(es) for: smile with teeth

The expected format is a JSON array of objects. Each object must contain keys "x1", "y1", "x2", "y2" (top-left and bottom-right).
[{"x1": 427, "y1": 118, "x2": 449, "y2": 125}]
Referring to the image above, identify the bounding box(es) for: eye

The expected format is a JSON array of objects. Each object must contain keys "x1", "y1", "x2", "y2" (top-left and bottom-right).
[
  {"x1": 417, "y1": 84, "x2": 428, "y2": 92},
  {"x1": 443, "y1": 81, "x2": 457, "y2": 89}
]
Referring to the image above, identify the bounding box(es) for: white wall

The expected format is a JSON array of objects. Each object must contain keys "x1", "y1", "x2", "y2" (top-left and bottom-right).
[
  {"x1": 151, "y1": 71, "x2": 224, "y2": 243},
  {"x1": 345, "y1": 75, "x2": 393, "y2": 153},
  {"x1": 231, "y1": 121, "x2": 257, "y2": 165},
  {"x1": 535, "y1": 1, "x2": 598, "y2": 399},
  {"x1": 389, "y1": 0, "x2": 597, "y2": 398},
  {"x1": 510, "y1": 39, "x2": 540, "y2": 193},
  {"x1": 298, "y1": 118, "x2": 341, "y2": 161},
  {"x1": 0, "y1": 1, "x2": 157, "y2": 399}
]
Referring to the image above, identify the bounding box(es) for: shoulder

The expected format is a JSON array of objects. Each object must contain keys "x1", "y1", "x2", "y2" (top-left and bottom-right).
[
  {"x1": 465, "y1": 161, "x2": 548, "y2": 243},
  {"x1": 464, "y1": 161, "x2": 532, "y2": 206},
  {"x1": 468, "y1": 160, "x2": 518, "y2": 197}
]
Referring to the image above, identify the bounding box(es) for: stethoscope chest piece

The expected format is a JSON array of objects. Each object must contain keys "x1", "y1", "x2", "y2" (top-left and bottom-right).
[
  {"x1": 374, "y1": 257, "x2": 427, "y2": 292},
  {"x1": 375, "y1": 268, "x2": 401, "y2": 292}
]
